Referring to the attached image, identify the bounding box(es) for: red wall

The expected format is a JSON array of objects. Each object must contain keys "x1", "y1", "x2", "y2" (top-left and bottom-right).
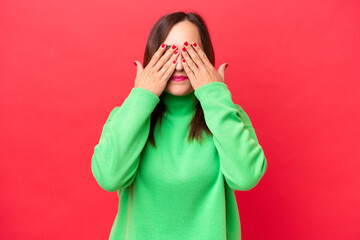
[{"x1": 1, "y1": 0, "x2": 359, "y2": 239}]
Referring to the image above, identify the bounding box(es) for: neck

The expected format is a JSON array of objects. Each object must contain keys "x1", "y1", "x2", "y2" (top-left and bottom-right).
[{"x1": 160, "y1": 90, "x2": 196, "y2": 116}]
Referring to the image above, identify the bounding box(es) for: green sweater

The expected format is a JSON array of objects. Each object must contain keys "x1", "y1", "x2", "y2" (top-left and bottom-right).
[{"x1": 91, "y1": 81, "x2": 267, "y2": 240}]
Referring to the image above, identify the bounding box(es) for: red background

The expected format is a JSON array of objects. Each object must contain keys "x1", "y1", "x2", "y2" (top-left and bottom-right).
[{"x1": 1, "y1": 0, "x2": 359, "y2": 239}]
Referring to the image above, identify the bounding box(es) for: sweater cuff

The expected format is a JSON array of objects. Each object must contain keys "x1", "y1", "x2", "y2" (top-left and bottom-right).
[
  {"x1": 194, "y1": 81, "x2": 237, "y2": 127},
  {"x1": 110, "y1": 87, "x2": 160, "y2": 122},
  {"x1": 128, "y1": 87, "x2": 160, "y2": 109},
  {"x1": 132, "y1": 87, "x2": 159, "y2": 102},
  {"x1": 194, "y1": 81, "x2": 233, "y2": 105}
]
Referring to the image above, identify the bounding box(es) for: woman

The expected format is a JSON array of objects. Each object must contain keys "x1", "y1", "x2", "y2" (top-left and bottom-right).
[{"x1": 91, "y1": 11, "x2": 267, "y2": 240}]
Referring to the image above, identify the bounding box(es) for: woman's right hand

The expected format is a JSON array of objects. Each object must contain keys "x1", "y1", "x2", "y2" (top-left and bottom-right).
[{"x1": 134, "y1": 43, "x2": 179, "y2": 97}]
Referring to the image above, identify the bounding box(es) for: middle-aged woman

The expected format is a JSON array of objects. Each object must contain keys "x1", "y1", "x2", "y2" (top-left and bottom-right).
[{"x1": 91, "y1": 11, "x2": 268, "y2": 240}]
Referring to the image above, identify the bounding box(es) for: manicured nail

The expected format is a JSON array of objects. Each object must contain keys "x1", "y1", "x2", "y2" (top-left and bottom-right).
[
  {"x1": 225, "y1": 63, "x2": 228, "y2": 68},
  {"x1": 173, "y1": 60, "x2": 177, "y2": 64},
  {"x1": 182, "y1": 47, "x2": 186, "y2": 52},
  {"x1": 172, "y1": 44, "x2": 176, "y2": 49},
  {"x1": 193, "y1": 42, "x2": 197, "y2": 47},
  {"x1": 182, "y1": 59, "x2": 186, "y2": 63},
  {"x1": 184, "y1": 41, "x2": 188, "y2": 46},
  {"x1": 134, "y1": 61, "x2": 137, "y2": 66},
  {"x1": 174, "y1": 50, "x2": 178, "y2": 55},
  {"x1": 161, "y1": 43, "x2": 165, "y2": 48}
]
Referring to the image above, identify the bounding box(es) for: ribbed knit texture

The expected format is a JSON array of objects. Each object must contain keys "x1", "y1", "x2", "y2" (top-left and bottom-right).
[{"x1": 91, "y1": 81, "x2": 267, "y2": 240}]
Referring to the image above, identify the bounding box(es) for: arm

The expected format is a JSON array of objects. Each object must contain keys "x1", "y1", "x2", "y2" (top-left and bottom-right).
[
  {"x1": 194, "y1": 82, "x2": 267, "y2": 191},
  {"x1": 91, "y1": 87, "x2": 160, "y2": 192}
]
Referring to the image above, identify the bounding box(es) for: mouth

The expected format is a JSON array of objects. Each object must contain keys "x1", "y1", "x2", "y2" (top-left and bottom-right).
[{"x1": 170, "y1": 75, "x2": 188, "y2": 82}]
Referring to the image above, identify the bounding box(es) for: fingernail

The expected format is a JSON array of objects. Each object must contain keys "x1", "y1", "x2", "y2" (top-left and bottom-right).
[
  {"x1": 193, "y1": 42, "x2": 197, "y2": 47},
  {"x1": 184, "y1": 41, "x2": 188, "y2": 46},
  {"x1": 172, "y1": 44, "x2": 176, "y2": 49},
  {"x1": 182, "y1": 59, "x2": 186, "y2": 63},
  {"x1": 161, "y1": 43, "x2": 165, "y2": 48},
  {"x1": 134, "y1": 61, "x2": 137, "y2": 66},
  {"x1": 225, "y1": 63, "x2": 228, "y2": 68},
  {"x1": 173, "y1": 60, "x2": 177, "y2": 64},
  {"x1": 174, "y1": 50, "x2": 178, "y2": 55},
  {"x1": 182, "y1": 47, "x2": 186, "y2": 52}
]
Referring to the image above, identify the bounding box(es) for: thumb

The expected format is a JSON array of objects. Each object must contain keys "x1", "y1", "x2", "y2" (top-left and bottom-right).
[
  {"x1": 217, "y1": 63, "x2": 228, "y2": 82},
  {"x1": 134, "y1": 60, "x2": 144, "y2": 75},
  {"x1": 133, "y1": 61, "x2": 144, "y2": 87}
]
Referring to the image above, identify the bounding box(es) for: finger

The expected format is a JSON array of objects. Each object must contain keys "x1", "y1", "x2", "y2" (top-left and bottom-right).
[
  {"x1": 134, "y1": 60, "x2": 143, "y2": 72},
  {"x1": 181, "y1": 57, "x2": 196, "y2": 81},
  {"x1": 147, "y1": 43, "x2": 167, "y2": 68},
  {"x1": 159, "y1": 49, "x2": 179, "y2": 77},
  {"x1": 181, "y1": 45, "x2": 200, "y2": 75},
  {"x1": 162, "y1": 54, "x2": 179, "y2": 82},
  {"x1": 191, "y1": 41, "x2": 213, "y2": 69},
  {"x1": 154, "y1": 44, "x2": 178, "y2": 72},
  {"x1": 134, "y1": 60, "x2": 143, "y2": 79},
  {"x1": 183, "y1": 41, "x2": 206, "y2": 70},
  {"x1": 218, "y1": 63, "x2": 226, "y2": 82}
]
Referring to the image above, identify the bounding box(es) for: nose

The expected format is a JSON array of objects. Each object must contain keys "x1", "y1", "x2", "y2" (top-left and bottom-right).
[{"x1": 175, "y1": 53, "x2": 184, "y2": 71}]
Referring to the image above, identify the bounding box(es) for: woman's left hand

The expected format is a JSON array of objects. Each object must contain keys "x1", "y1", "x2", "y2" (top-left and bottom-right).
[{"x1": 180, "y1": 41, "x2": 228, "y2": 91}]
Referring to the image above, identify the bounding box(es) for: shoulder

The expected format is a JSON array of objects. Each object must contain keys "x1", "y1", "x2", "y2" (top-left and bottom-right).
[{"x1": 234, "y1": 104, "x2": 253, "y2": 127}]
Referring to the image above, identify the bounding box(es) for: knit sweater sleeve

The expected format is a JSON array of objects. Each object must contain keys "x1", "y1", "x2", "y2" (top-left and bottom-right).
[
  {"x1": 91, "y1": 87, "x2": 160, "y2": 192},
  {"x1": 194, "y1": 82, "x2": 267, "y2": 191}
]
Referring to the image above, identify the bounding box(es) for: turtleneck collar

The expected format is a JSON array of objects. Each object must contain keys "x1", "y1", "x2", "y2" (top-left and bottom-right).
[{"x1": 160, "y1": 90, "x2": 197, "y2": 116}]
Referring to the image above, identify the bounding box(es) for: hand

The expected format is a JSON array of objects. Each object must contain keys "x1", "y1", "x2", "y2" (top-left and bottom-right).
[
  {"x1": 134, "y1": 43, "x2": 179, "y2": 97},
  {"x1": 180, "y1": 41, "x2": 228, "y2": 91}
]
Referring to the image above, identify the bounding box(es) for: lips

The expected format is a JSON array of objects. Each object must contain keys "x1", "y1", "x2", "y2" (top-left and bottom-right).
[{"x1": 170, "y1": 75, "x2": 188, "y2": 81}]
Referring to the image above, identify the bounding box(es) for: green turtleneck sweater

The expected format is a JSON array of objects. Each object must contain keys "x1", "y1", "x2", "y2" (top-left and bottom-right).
[{"x1": 91, "y1": 81, "x2": 267, "y2": 240}]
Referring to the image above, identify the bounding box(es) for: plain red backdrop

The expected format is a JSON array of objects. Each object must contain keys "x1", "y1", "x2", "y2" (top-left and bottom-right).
[{"x1": 1, "y1": 0, "x2": 359, "y2": 239}]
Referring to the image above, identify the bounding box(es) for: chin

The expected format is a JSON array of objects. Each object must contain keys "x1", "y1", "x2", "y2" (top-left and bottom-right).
[
  {"x1": 165, "y1": 82, "x2": 194, "y2": 96},
  {"x1": 164, "y1": 83, "x2": 194, "y2": 96}
]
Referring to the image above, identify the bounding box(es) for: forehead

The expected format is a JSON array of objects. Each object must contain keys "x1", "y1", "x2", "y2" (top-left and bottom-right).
[{"x1": 163, "y1": 21, "x2": 202, "y2": 47}]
